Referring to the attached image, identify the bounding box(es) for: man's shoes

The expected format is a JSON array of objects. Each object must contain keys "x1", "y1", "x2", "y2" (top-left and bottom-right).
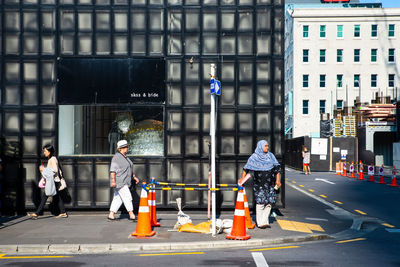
[
  {"x1": 258, "y1": 224, "x2": 271, "y2": 229},
  {"x1": 56, "y1": 213, "x2": 68, "y2": 218}
]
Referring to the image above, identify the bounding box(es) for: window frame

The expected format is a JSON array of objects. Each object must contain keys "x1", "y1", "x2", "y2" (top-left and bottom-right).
[
  {"x1": 337, "y1": 49, "x2": 343, "y2": 63},
  {"x1": 388, "y1": 74, "x2": 395, "y2": 88},
  {"x1": 303, "y1": 25, "x2": 309, "y2": 38},
  {"x1": 320, "y1": 49, "x2": 326, "y2": 63},
  {"x1": 354, "y1": 24, "x2": 360, "y2": 38},
  {"x1": 354, "y1": 74, "x2": 360, "y2": 87},
  {"x1": 371, "y1": 24, "x2": 378, "y2": 37},
  {"x1": 371, "y1": 49, "x2": 377, "y2": 62},
  {"x1": 320, "y1": 25, "x2": 326, "y2": 38},
  {"x1": 302, "y1": 100, "x2": 309, "y2": 115},
  {"x1": 388, "y1": 48, "x2": 395, "y2": 62},
  {"x1": 389, "y1": 24, "x2": 395, "y2": 37},
  {"x1": 320, "y1": 74, "x2": 326, "y2": 88},
  {"x1": 319, "y1": 99, "x2": 326, "y2": 114},
  {"x1": 371, "y1": 74, "x2": 377, "y2": 88},
  {"x1": 303, "y1": 49, "x2": 309, "y2": 63},
  {"x1": 302, "y1": 74, "x2": 309, "y2": 88},
  {"x1": 354, "y1": 49, "x2": 360, "y2": 62},
  {"x1": 337, "y1": 25, "x2": 343, "y2": 38},
  {"x1": 337, "y1": 74, "x2": 343, "y2": 88}
]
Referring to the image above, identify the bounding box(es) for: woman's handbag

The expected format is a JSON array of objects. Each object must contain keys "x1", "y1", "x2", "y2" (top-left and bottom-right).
[
  {"x1": 38, "y1": 177, "x2": 46, "y2": 188},
  {"x1": 59, "y1": 178, "x2": 67, "y2": 191}
]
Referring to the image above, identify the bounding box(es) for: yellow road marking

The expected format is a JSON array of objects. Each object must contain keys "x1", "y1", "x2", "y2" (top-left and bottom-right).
[
  {"x1": 292, "y1": 181, "x2": 297, "y2": 183},
  {"x1": 382, "y1": 223, "x2": 395, "y2": 228},
  {"x1": 336, "y1": 238, "x2": 366, "y2": 244},
  {"x1": 249, "y1": 246, "x2": 299, "y2": 251},
  {"x1": 354, "y1": 209, "x2": 367, "y2": 215},
  {"x1": 277, "y1": 219, "x2": 325, "y2": 234},
  {"x1": 308, "y1": 189, "x2": 315, "y2": 192},
  {"x1": 319, "y1": 194, "x2": 327, "y2": 198},
  {"x1": 139, "y1": 252, "x2": 204, "y2": 256},
  {"x1": 0, "y1": 254, "x2": 72, "y2": 259},
  {"x1": 334, "y1": 200, "x2": 343, "y2": 204},
  {"x1": 286, "y1": 178, "x2": 289, "y2": 180},
  {"x1": 299, "y1": 185, "x2": 305, "y2": 187}
]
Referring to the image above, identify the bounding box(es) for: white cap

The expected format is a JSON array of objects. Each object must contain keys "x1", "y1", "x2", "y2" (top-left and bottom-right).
[{"x1": 117, "y1": 140, "x2": 129, "y2": 149}]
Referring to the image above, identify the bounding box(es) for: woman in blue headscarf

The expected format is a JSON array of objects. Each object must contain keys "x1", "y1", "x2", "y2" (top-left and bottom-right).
[{"x1": 238, "y1": 140, "x2": 281, "y2": 228}]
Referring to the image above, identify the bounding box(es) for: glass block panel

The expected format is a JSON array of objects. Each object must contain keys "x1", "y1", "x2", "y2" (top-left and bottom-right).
[
  {"x1": 42, "y1": 12, "x2": 55, "y2": 31},
  {"x1": 221, "y1": 136, "x2": 235, "y2": 156},
  {"x1": 257, "y1": 85, "x2": 271, "y2": 105},
  {"x1": 114, "y1": 13, "x2": 128, "y2": 31},
  {"x1": 274, "y1": 8, "x2": 283, "y2": 30},
  {"x1": 220, "y1": 113, "x2": 235, "y2": 130},
  {"x1": 239, "y1": 136, "x2": 252, "y2": 155},
  {"x1": 238, "y1": 12, "x2": 252, "y2": 31},
  {"x1": 96, "y1": 187, "x2": 109, "y2": 204},
  {"x1": 203, "y1": 12, "x2": 217, "y2": 31},
  {"x1": 77, "y1": 163, "x2": 92, "y2": 182},
  {"x1": 239, "y1": 62, "x2": 252, "y2": 81},
  {"x1": 186, "y1": 11, "x2": 199, "y2": 31},
  {"x1": 96, "y1": 12, "x2": 110, "y2": 30},
  {"x1": 202, "y1": 87, "x2": 211, "y2": 105},
  {"x1": 60, "y1": 0, "x2": 74, "y2": 3},
  {"x1": 149, "y1": 163, "x2": 163, "y2": 180},
  {"x1": 203, "y1": 113, "x2": 210, "y2": 132},
  {"x1": 95, "y1": 164, "x2": 110, "y2": 182},
  {"x1": 5, "y1": 86, "x2": 20, "y2": 105},
  {"x1": 221, "y1": 12, "x2": 235, "y2": 30},
  {"x1": 149, "y1": 35, "x2": 163, "y2": 54},
  {"x1": 168, "y1": 11, "x2": 182, "y2": 31},
  {"x1": 203, "y1": 35, "x2": 217, "y2": 55},
  {"x1": 5, "y1": 35, "x2": 19, "y2": 54},
  {"x1": 168, "y1": 35, "x2": 182, "y2": 55},
  {"x1": 273, "y1": 33, "x2": 282, "y2": 55},
  {"x1": 23, "y1": 85, "x2": 38, "y2": 105},
  {"x1": 150, "y1": 10, "x2": 163, "y2": 31},
  {"x1": 96, "y1": 0, "x2": 110, "y2": 4},
  {"x1": 150, "y1": 0, "x2": 163, "y2": 4},
  {"x1": 257, "y1": 112, "x2": 271, "y2": 131},
  {"x1": 202, "y1": 136, "x2": 210, "y2": 156},
  {"x1": 132, "y1": 0, "x2": 146, "y2": 4},
  {"x1": 257, "y1": 9, "x2": 271, "y2": 31},
  {"x1": 221, "y1": 85, "x2": 234, "y2": 106},
  {"x1": 204, "y1": 0, "x2": 217, "y2": 4},
  {"x1": 167, "y1": 61, "x2": 181, "y2": 82},
  {"x1": 274, "y1": 83, "x2": 282, "y2": 106},
  {"x1": 239, "y1": 0, "x2": 252, "y2": 4},
  {"x1": 168, "y1": 161, "x2": 182, "y2": 182},
  {"x1": 168, "y1": 0, "x2": 182, "y2": 4},
  {"x1": 185, "y1": 63, "x2": 199, "y2": 82},
  {"x1": 42, "y1": 61, "x2": 55, "y2": 82},
  {"x1": 274, "y1": 112, "x2": 282, "y2": 131},
  {"x1": 41, "y1": 137, "x2": 56, "y2": 149},
  {"x1": 133, "y1": 164, "x2": 145, "y2": 180},
  {"x1": 257, "y1": 34, "x2": 271, "y2": 55},
  {"x1": 42, "y1": 85, "x2": 56, "y2": 105},
  {"x1": 42, "y1": 36, "x2": 55, "y2": 55},
  {"x1": 77, "y1": 187, "x2": 91, "y2": 205},
  {"x1": 238, "y1": 113, "x2": 252, "y2": 131},
  {"x1": 24, "y1": 62, "x2": 37, "y2": 82},
  {"x1": 5, "y1": 113, "x2": 20, "y2": 132},
  {"x1": 168, "y1": 112, "x2": 182, "y2": 130},
  {"x1": 23, "y1": 35, "x2": 39, "y2": 55},
  {"x1": 5, "y1": 12, "x2": 20, "y2": 31},
  {"x1": 60, "y1": 11, "x2": 75, "y2": 31},
  {"x1": 24, "y1": 12, "x2": 38, "y2": 31},
  {"x1": 96, "y1": 34, "x2": 111, "y2": 55},
  {"x1": 78, "y1": 34, "x2": 92, "y2": 55},
  {"x1": 167, "y1": 84, "x2": 182, "y2": 105},
  {"x1": 274, "y1": 60, "x2": 283, "y2": 82},
  {"x1": 221, "y1": 35, "x2": 235, "y2": 55},
  {"x1": 238, "y1": 86, "x2": 252, "y2": 105},
  {"x1": 5, "y1": 62, "x2": 20, "y2": 82},
  {"x1": 41, "y1": 112, "x2": 55, "y2": 131},
  {"x1": 115, "y1": 0, "x2": 128, "y2": 4},
  {"x1": 42, "y1": 0, "x2": 55, "y2": 3},
  {"x1": 221, "y1": 62, "x2": 234, "y2": 82},
  {"x1": 221, "y1": 0, "x2": 235, "y2": 6},
  {"x1": 185, "y1": 136, "x2": 199, "y2": 155},
  {"x1": 61, "y1": 34, "x2": 74, "y2": 55},
  {"x1": 185, "y1": 35, "x2": 199, "y2": 54},
  {"x1": 185, "y1": 113, "x2": 199, "y2": 131},
  {"x1": 132, "y1": 35, "x2": 146, "y2": 54},
  {"x1": 77, "y1": 0, "x2": 91, "y2": 3},
  {"x1": 114, "y1": 35, "x2": 128, "y2": 54},
  {"x1": 257, "y1": 62, "x2": 270, "y2": 81},
  {"x1": 23, "y1": 136, "x2": 37, "y2": 156},
  {"x1": 274, "y1": 133, "x2": 282, "y2": 157},
  {"x1": 24, "y1": 163, "x2": 37, "y2": 182},
  {"x1": 78, "y1": 13, "x2": 92, "y2": 31},
  {"x1": 238, "y1": 35, "x2": 252, "y2": 54},
  {"x1": 23, "y1": 113, "x2": 38, "y2": 132},
  {"x1": 131, "y1": 10, "x2": 146, "y2": 30},
  {"x1": 184, "y1": 86, "x2": 199, "y2": 105},
  {"x1": 167, "y1": 135, "x2": 181, "y2": 155}
]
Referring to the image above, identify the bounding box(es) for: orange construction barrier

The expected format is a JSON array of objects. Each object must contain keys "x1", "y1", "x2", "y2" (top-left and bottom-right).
[
  {"x1": 243, "y1": 188, "x2": 255, "y2": 229},
  {"x1": 367, "y1": 164, "x2": 375, "y2": 182},
  {"x1": 378, "y1": 165, "x2": 386, "y2": 184},
  {"x1": 335, "y1": 160, "x2": 343, "y2": 175},
  {"x1": 349, "y1": 162, "x2": 356, "y2": 178},
  {"x1": 226, "y1": 189, "x2": 251, "y2": 240},
  {"x1": 358, "y1": 161, "x2": 365, "y2": 180},
  {"x1": 148, "y1": 181, "x2": 161, "y2": 227},
  {"x1": 131, "y1": 185, "x2": 156, "y2": 237},
  {"x1": 342, "y1": 162, "x2": 347, "y2": 177},
  {"x1": 389, "y1": 166, "x2": 399, "y2": 187}
]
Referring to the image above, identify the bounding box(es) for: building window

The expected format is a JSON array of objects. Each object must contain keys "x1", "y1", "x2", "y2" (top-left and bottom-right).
[
  {"x1": 320, "y1": 74, "x2": 326, "y2": 88},
  {"x1": 337, "y1": 49, "x2": 343, "y2": 62},
  {"x1": 303, "y1": 74, "x2": 309, "y2": 88},
  {"x1": 354, "y1": 49, "x2": 360, "y2": 62},
  {"x1": 303, "y1": 100, "x2": 309, "y2": 115},
  {"x1": 320, "y1": 100, "x2": 326, "y2": 114},
  {"x1": 303, "y1": 25, "x2": 309, "y2": 38},
  {"x1": 389, "y1": 74, "x2": 395, "y2": 87},
  {"x1": 371, "y1": 74, "x2": 377, "y2": 87},
  {"x1": 320, "y1": 49, "x2": 326, "y2": 62},
  {"x1": 303, "y1": 49, "x2": 309, "y2": 63},
  {"x1": 354, "y1": 25, "x2": 360, "y2": 37},
  {"x1": 371, "y1": 24, "x2": 378, "y2": 37},
  {"x1": 320, "y1": 25, "x2": 326, "y2": 38},
  {"x1": 389, "y1": 24, "x2": 395, "y2": 37},
  {"x1": 337, "y1": 25, "x2": 343, "y2": 38},
  {"x1": 354, "y1": 74, "x2": 360, "y2": 87},
  {"x1": 371, "y1": 49, "x2": 377, "y2": 62},
  {"x1": 337, "y1": 100, "x2": 343, "y2": 110},
  {"x1": 337, "y1": 74, "x2": 343, "y2": 88},
  {"x1": 389, "y1": 49, "x2": 395, "y2": 62}
]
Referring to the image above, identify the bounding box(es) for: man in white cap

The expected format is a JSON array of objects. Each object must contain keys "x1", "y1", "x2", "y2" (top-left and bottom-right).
[{"x1": 108, "y1": 140, "x2": 139, "y2": 221}]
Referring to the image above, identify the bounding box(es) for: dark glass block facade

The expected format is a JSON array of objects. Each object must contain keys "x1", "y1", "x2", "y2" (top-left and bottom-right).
[{"x1": 0, "y1": 0, "x2": 284, "y2": 213}]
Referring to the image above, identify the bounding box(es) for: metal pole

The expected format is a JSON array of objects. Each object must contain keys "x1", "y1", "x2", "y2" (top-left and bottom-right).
[{"x1": 210, "y1": 64, "x2": 217, "y2": 237}]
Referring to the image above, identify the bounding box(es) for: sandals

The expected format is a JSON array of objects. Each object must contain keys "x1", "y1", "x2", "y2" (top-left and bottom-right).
[
  {"x1": 107, "y1": 216, "x2": 116, "y2": 221},
  {"x1": 28, "y1": 213, "x2": 38, "y2": 220},
  {"x1": 56, "y1": 213, "x2": 68, "y2": 218},
  {"x1": 258, "y1": 224, "x2": 271, "y2": 229}
]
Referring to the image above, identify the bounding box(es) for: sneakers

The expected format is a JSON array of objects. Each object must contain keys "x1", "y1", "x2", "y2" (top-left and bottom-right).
[{"x1": 56, "y1": 213, "x2": 68, "y2": 218}]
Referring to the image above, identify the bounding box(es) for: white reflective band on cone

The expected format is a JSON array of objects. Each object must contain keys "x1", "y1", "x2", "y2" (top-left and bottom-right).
[
  {"x1": 244, "y1": 201, "x2": 248, "y2": 207},
  {"x1": 234, "y1": 209, "x2": 245, "y2": 216},
  {"x1": 148, "y1": 200, "x2": 156, "y2": 206},
  {"x1": 237, "y1": 192, "x2": 244, "y2": 202},
  {"x1": 139, "y1": 206, "x2": 150, "y2": 213},
  {"x1": 140, "y1": 190, "x2": 148, "y2": 198}
]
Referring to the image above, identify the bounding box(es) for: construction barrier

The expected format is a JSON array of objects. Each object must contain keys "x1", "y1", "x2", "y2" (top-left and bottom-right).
[
  {"x1": 226, "y1": 189, "x2": 251, "y2": 240},
  {"x1": 349, "y1": 162, "x2": 355, "y2": 178},
  {"x1": 131, "y1": 184, "x2": 156, "y2": 237},
  {"x1": 378, "y1": 165, "x2": 386, "y2": 184},
  {"x1": 152, "y1": 181, "x2": 237, "y2": 187},
  {"x1": 335, "y1": 160, "x2": 343, "y2": 175},
  {"x1": 367, "y1": 164, "x2": 375, "y2": 182}
]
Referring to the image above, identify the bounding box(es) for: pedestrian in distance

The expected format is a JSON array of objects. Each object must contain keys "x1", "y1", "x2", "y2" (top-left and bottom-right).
[
  {"x1": 238, "y1": 140, "x2": 281, "y2": 229},
  {"x1": 302, "y1": 146, "x2": 311, "y2": 175},
  {"x1": 28, "y1": 144, "x2": 68, "y2": 219},
  {"x1": 108, "y1": 140, "x2": 139, "y2": 221}
]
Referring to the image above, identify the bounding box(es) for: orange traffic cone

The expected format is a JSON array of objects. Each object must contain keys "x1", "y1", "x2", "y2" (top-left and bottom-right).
[
  {"x1": 358, "y1": 161, "x2": 365, "y2": 180},
  {"x1": 148, "y1": 182, "x2": 161, "y2": 227},
  {"x1": 367, "y1": 164, "x2": 375, "y2": 182},
  {"x1": 336, "y1": 160, "x2": 342, "y2": 175},
  {"x1": 378, "y1": 165, "x2": 386, "y2": 184},
  {"x1": 349, "y1": 162, "x2": 356, "y2": 178},
  {"x1": 226, "y1": 190, "x2": 251, "y2": 240},
  {"x1": 131, "y1": 186, "x2": 156, "y2": 237},
  {"x1": 342, "y1": 162, "x2": 347, "y2": 177},
  {"x1": 389, "y1": 166, "x2": 399, "y2": 187},
  {"x1": 243, "y1": 188, "x2": 255, "y2": 229}
]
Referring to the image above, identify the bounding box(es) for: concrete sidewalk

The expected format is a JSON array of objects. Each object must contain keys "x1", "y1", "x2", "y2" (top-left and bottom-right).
[{"x1": 0, "y1": 173, "x2": 355, "y2": 255}]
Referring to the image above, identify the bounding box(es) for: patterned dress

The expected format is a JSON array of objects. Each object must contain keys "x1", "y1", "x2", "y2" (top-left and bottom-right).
[{"x1": 246, "y1": 165, "x2": 281, "y2": 205}]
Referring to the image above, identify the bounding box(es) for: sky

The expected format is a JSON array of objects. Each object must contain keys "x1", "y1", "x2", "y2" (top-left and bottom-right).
[{"x1": 359, "y1": 0, "x2": 400, "y2": 8}]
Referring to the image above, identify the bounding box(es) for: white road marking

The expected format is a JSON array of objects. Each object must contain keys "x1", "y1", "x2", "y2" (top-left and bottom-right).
[
  {"x1": 315, "y1": 178, "x2": 335, "y2": 185},
  {"x1": 385, "y1": 228, "x2": 400, "y2": 233},
  {"x1": 305, "y1": 217, "x2": 328, "y2": 222},
  {"x1": 252, "y1": 252, "x2": 269, "y2": 267}
]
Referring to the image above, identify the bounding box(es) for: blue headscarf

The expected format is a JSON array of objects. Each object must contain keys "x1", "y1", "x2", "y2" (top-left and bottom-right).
[{"x1": 243, "y1": 140, "x2": 280, "y2": 171}]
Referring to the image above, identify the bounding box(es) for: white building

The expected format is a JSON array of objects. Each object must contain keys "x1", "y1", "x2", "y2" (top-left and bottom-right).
[{"x1": 285, "y1": 7, "x2": 400, "y2": 138}]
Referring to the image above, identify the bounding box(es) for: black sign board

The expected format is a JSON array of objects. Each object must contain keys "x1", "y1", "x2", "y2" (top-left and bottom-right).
[{"x1": 57, "y1": 58, "x2": 165, "y2": 104}]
